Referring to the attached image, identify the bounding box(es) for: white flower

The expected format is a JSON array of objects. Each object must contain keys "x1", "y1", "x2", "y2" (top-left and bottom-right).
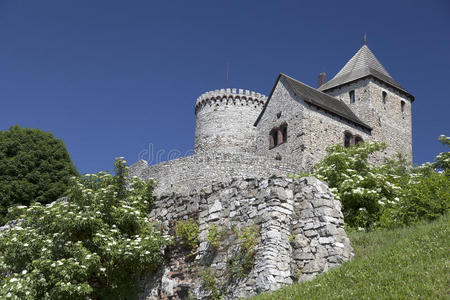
[
  {"x1": 22, "y1": 270, "x2": 27, "y2": 275},
  {"x1": 10, "y1": 278, "x2": 18, "y2": 283},
  {"x1": 86, "y1": 254, "x2": 91, "y2": 259}
]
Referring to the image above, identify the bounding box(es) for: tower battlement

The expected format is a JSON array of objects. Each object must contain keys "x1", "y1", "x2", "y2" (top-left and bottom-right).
[
  {"x1": 194, "y1": 88, "x2": 267, "y2": 154},
  {"x1": 195, "y1": 88, "x2": 267, "y2": 114}
]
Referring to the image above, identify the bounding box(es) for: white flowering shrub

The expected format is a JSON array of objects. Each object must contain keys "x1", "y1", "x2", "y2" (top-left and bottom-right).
[
  {"x1": 306, "y1": 138, "x2": 449, "y2": 230},
  {"x1": 434, "y1": 135, "x2": 450, "y2": 175},
  {"x1": 0, "y1": 158, "x2": 171, "y2": 299},
  {"x1": 310, "y1": 141, "x2": 400, "y2": 229}
]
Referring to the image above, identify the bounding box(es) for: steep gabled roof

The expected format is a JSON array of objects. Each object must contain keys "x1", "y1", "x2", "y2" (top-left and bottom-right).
[
  {"x1": 255, "y1": 73, "x2": 371, "y2": 131},
  {"x1": 319, "y1": 45, "x2": 413, "y2": 100}
]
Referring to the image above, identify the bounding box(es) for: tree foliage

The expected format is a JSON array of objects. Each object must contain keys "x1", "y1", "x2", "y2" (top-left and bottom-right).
[
  {"x1": 0, "y1": 158, "x2": 171, "y2": 299},
  {"x1": 0, "y1": 126, "x2": 78, "y2": 223}
]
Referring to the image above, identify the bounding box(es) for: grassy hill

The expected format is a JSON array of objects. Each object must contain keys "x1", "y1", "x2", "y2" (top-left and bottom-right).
[{"x1": 253, "y1": 214, "x2": 449, "y2": 299}]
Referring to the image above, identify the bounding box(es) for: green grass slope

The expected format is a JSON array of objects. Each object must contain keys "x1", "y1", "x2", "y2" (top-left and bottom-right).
[{"x1": 253, "y1": 214, "x2": 450, "y2": 300}]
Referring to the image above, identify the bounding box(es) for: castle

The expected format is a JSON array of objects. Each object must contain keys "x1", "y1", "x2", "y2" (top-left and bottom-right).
[
  {"x1": 133, "y1": 44, "x2": 413, "y2": 299},
  {"x1": 131, "y1": 43, "x2": 413, "y2": 195}
]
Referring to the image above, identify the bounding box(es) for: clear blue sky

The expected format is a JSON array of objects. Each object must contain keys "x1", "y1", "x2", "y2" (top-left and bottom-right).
[{"x1": 1, "y1": 0, "x2": 449, "y2": 174}]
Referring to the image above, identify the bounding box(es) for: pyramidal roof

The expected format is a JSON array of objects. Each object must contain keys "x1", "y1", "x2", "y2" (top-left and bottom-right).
[{"x1": 319, "y1": 45, "x2": 412, "y2": 99}]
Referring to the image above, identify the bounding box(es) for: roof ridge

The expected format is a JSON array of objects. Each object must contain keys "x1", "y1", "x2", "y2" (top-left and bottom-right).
[{"x1": 279, "y1": 74, "x2": 371, "y2": 130}]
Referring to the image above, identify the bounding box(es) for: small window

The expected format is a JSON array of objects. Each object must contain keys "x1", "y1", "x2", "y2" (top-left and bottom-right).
[
  {"x1": 269, "y1": 124, "x2": 287, "y2": 149},
  {"x1": 269, "y1": 130, "x2": 278, "y2": 149},
  {"x1": 354, "y1": 136, "x2": 364, "y2": 145},
  {"x1": 349, "y1": 90, "x2": 355, "y2": 104},
  {"x1": 344, "y1": 131, "x2": 352, "y2": 148},
  {"x1": 281, "y1": 125, "x2": 287, "y2": 143},
  {"x1": 401, "y1": 101, "x2": 405, "y2": 113},
  {"x1": 382, "y1": 91, "x2": 387, "y2": 104}
]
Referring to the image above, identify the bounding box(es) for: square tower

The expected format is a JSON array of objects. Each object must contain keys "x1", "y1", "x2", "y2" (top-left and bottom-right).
[{"x1": 319, "y1": 44, "x2": 414, "y2": 162}]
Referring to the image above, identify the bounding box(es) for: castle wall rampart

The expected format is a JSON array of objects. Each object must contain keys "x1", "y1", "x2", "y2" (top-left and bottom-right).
[
  {"x1": 129, "y1": 152, "x2": 302, "y2": 196},
  {"x1": 139, "y1": 176, "x2": 353, "y2": 299}
]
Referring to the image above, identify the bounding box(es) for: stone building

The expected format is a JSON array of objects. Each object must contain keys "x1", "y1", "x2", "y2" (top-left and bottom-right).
[
  {"x1": 131, "y1": 43, "x2": 414, "y2": 195},
  {"x1": 132, "y1": 43, "x2": 414, "y2": 299}
]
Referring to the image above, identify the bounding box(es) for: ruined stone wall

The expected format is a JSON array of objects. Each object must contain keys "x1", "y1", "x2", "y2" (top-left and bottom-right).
[
  {"x1": 129, "y1": 152, "x2": 302, "y2": 196},
  {"x1": 194, "y1": 89, "x2": 267, "y2": 155},
  {"x1": 325, "y1": 78, "x2": 413, "y2": 161},
  {"x1": 139, "y1": 176, "x2": 353, "y2": 299}
]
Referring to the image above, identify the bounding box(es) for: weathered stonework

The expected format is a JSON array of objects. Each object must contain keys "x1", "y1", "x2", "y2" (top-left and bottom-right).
[
  {"x1": 130, "y1": 152, "x2": 302, "y2": 196},
  {"x1": 129, "y1": 44, "x2": 414, "y2": 298},
  {"x1": 194, "y1": 89, "x2": 267, "y2": 155},
  {"x1": 326, "y1": 77, "x2": 413, "y2": 162},
  {"x1": 139, "y1": 176, "x2": 353, "y2": 300}
]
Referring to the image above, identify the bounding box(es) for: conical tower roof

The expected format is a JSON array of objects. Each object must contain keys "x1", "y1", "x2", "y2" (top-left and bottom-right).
[{"x1": 319, "y1": 45, "x2": 412, "y2": 99}]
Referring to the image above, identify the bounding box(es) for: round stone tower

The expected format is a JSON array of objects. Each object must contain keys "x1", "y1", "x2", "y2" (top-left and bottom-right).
[{"x1": 194, "y1": 88, "x2": 267, "y2": 154}]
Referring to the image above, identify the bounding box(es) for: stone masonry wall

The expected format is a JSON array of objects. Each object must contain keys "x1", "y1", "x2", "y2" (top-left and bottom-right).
[
  {"x1": 301, "y1": 100, "x2": 371, "y2": 169},
  {"x1": 255, "y1": 77, "x2": 306, "y2": 165},
  {"x1": 325, "y1": 78, "x2": 413, "y2": 161},
  {"x1": 129, "y1": 152, "x2": 302, "y2": 196},
  {"x1": 139, "y1": 176, "x2": 353, "y2": 299},
  {"x1": 256, "y1": 76, "x2": 371, "y2": 171}
]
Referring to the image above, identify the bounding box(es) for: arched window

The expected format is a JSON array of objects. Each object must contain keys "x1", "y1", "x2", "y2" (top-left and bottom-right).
[
  {"x1": 354, "y1": 135, "x2": 364, "y2": 145},
  {"x1": 344, "y1": 131, "x2": 364, "y2": 147},
  {"x1": 269, "y1": 124, "x2": 287, "y2": 149},
  {"x1": 349, "y1": 90, "x2": 355, "y2": 104},
  {"x1": 344, "y1": 131, "x2": 353, "y2": 148},
  {"x1": 269, "y1": 129, "x2": 278, "y2": 149}
]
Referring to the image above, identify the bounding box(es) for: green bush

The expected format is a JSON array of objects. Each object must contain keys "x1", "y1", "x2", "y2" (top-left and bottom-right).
[
  {"x1": 304, "y1": 136, "x2": 450, "y2": 229},
  {"x1": 175, "y1": 219, "x2": 200, "y2": 252},
  {"x1": 380, "y1": 163, "x2": 450, "y2": 228},
  {"x1": 307, "y1": 141, "x2": 396, "y2": 229},
  {"x1": 207, "y1": 224, "x2": 224, "y2": 250},
  {"x1": 198, "y1": 267, "x2": 221, "y2": 300},
  {"x1": 0, "y1": 158, "x2": 170, "y2": 299},
  {"x1": 227, "y1": 225, "x2": 260, "y2": 280},
  {"x1": 0, "y1": 126, "x2": 78, "y2": 224}
]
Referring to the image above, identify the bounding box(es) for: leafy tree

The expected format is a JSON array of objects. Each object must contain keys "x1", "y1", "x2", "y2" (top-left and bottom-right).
[
  {"x1": 0, "y1": 158, "x2": 171, "y2": 299},
  {"x1": 0, "y1": 125, "x2": 78, "y2": 223}
]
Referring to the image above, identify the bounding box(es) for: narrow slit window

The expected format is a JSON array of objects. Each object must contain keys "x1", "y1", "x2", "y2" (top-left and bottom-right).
[
  {"x1": 349, "y1": 90, "x2": 355, "y2": 104},
  {"x1": 382, "y1": 91, "x2": 387, "y2": 104},
  {"x1": 281, "y1": 124, "x2": 288, "y2": 143},
  {"x1": 401, "y1": 101, "x2": 405, "y2": 113}
]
